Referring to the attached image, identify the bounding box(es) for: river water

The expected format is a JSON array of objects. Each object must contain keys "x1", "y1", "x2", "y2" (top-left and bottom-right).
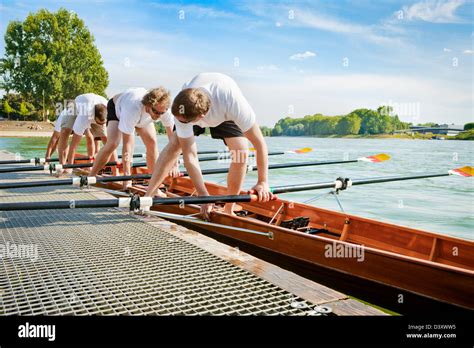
[{"x1": 1, "y1": 136, "x2": 472, "y2": 240}]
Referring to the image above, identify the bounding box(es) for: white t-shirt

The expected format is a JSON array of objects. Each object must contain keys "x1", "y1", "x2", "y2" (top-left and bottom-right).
[
  {"x1": 54, "y1": 109, "x2": 68, "y2": 132},
  {"x1": 115, "y1": 87, "x2": 174, "y2": 135},
  {"x1": 174, "y1": 73, "x2": 256, "y2": 138},
  {"x1": 72, "y1": 93, "x2": 108, "y2": 136}
]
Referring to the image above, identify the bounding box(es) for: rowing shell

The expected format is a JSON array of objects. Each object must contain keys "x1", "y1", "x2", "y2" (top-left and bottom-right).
[{"x1": 83, "y1": 162, "x2": 474, "y2": 310}]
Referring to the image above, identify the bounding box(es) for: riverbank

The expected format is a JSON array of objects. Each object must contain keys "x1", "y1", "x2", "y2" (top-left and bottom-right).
[
  {"x1": 272, "y1": 132, "x2": 473, "y2": 140},
  {"x1": 0, "y1": 120, "x2": 53, "y2": 137}
]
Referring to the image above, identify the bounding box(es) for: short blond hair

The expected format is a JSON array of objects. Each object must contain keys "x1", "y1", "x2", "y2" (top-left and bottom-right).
[
  {"x1": 141, "y1": 87, "x2": 171, "y2": 108},
  {"x1": 171, "y1": 88, "x2": 211, "y2": 122},
  {"x1": 94, "y1": 104, "x2": 107, "y2": 123}
]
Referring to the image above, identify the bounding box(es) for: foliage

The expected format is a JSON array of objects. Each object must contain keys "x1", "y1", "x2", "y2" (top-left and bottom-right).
[
  {"x1": 0, "y1": 8, "x2": 108, "y2": 116},
  {"x1": 260, "y1": 126, "x2": 272, "y2": 136},
  {"x1": 3, "y1": 100, "x2": 14, "y2": 119},
  {"x1": 454, "y1": 130, "x2": 474, "y2": 140},
  {"x1": 464, "y1": 123, "x2": 474, "y2": 131},
  {"x1": 336, "y1": 114, "x2": 361, "y2": 135},
  {"x1": 19, "y1": 101, "x2": 29, "y2": 118},
  {"x1": 0, "y1": 93, "x2": 37, "y2": 120},
  {"x1": 270, "y1": 105, "x2": 409, "y2": 136}
]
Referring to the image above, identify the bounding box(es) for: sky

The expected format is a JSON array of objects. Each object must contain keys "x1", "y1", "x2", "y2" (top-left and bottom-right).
[{"x1": 0, "y1": 0, "x2": 473, "y2": 126}]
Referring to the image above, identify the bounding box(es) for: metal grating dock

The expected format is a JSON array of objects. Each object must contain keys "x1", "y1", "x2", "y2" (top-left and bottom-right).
[{"x1": 0, "y1": 171, "x2": 321, "y2": 316}]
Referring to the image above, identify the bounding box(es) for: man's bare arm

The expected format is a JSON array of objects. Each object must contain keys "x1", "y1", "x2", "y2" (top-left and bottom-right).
[
  {"x1": 66, "y1": 133, "x2": 83, "y2": 165},
  {"x1": 144, "y1": 132, "x2": 181, "y2": 197},
  {"x1": 180, "y1": 136, "x2": 209, "y2": 196}
]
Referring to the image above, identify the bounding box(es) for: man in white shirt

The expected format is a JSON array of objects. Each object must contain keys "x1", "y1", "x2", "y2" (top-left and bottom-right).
[
  {"x1": 89, "y1": 87, "x2": 176, "y2": 188},
  {"x1": 56, "y1": 93, "x2": 108, "y2": 171},
  {"x1": 144, "y1": 72, "x2": 273, "y2": 219}
]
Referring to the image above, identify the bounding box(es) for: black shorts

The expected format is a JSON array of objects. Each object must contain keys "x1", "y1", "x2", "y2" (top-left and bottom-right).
[
  {"x1": 193, "y1": 121, "x2": 244, "y2": 141},
  {"x1": 106, "y1": 98, "x2": 119, "y2": 125}
]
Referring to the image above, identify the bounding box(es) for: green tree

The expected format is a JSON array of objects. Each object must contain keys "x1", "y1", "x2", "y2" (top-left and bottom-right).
[
  {"x1": 19, "y1": 101, "x2": 29, "y2": 120},
  {"x1": 260, "y1": 126, "x2": 272, "y2": 136},
  {"x1": 272, "y1": 124, "x2": 283, "y2": 136},
  {"x1": 336, "y1": 114, "x2": 361, "y2": 135},
  {"x1": 0, "y1": 8, "x2": 109, "y2": 117},
  {"x1": 3, "y1": 100, "x2": 14, "y2": 119},
  {"x1": 464, "y1": 123, "x2": 474, "y2": 131},
  {"x1": 377, "y1": 105, "x2": 393, "y2": 116}
]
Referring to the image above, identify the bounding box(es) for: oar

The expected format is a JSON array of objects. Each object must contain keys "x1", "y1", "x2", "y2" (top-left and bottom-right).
[
  {"x1": 249, "y1": 147, "x2": 313, "y2": 154},
  {"x1": 0, "y1": 147, "x2": 315, "y2": 174},
  {"x1": 202, "y1": 153, "x2": 390, "y2": 175},
  {"x1": 268, "y1": 166, "x2": 474, "y2": 194},
  {"x1": 0, "y1": 153, "x2": 147, "y2": 166},
  {"x1": 0, "y1": 153, "x2": 389, "y2": 189},
  {"x1": 0, "y1": 194, "x2": 262, "y2": 211},
  {"x1": 0, "y1": 160, "x2": 143, "y2": 174},
  {"x1": 0, "y1": 147, "x2": 313, "y2": 165}
]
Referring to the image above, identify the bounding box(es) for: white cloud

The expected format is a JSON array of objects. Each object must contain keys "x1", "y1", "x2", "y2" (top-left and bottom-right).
[
  {"x1": 402, "y1": 0, "x2": 466, "y2": 23},
  {"x1": 257, "y1": 64, "x2": 279, "y2": 71},
  {"x1": 150, "y1": 2, "x2": 238, "y2": 19},
  {"x1": 295, "y1": 11, "x2": 367, "y2": 35},
  {"x1": 463, "y1": 49, "x2": 474, "y2": 54},
  {"x1": 289, "y1": 51, "x2": 316, "y2": 61},
  {"x1": 443, "y1": 48, "x2": 452, "y2": 52}
]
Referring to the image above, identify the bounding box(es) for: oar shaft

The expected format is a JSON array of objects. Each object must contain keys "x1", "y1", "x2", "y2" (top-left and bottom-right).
[
  {"x1": 0, "y1": 194, "x2": 257, "y2": 211},
  {"x1": 271, "y1": 173, "x2": 451, "y2": 194},
  {"x1": 0, "y1": 178, "x2": 72, "y2": 189},
  {"x1": 0, "y1": 165, "x2": 45, "y2": 173},
  {"x1": 197, "y1": 159, "x2": 358, "y2": 176},
  {"x1": 0, "y1": 152, "x2": 228, "y2": 165},
  {"x1": 198, "y1": 151, "x2": 284, "y2": 162},
  {"x1": 0, "y1": 159, "x2": 31, "y2": 165}
]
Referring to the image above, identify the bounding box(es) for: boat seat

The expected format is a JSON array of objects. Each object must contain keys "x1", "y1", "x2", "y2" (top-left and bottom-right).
[{"x1": 280, "y1": 216, "x2": 310, "y2": 230}]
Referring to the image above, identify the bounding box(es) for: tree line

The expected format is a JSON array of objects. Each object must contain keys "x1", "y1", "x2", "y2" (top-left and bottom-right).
[{"x1": 265, "y1": 106, "x2": 411, "y2": 136}]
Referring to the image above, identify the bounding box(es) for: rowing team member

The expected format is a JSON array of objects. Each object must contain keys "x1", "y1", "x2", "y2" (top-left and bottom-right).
[
  {"x1": 52, "y1": 93, "x2": 108, "y2": 175},
  {"x1": 144, "y1": 72, "x2": 274, "y2": 219},
  {"x1": 89, "y1": 87, "x2": 177, "y2": 189}
]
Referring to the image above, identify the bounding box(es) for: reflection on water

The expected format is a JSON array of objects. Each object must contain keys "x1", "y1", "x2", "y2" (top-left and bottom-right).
[{"x1": 1, "y1": 136, "x2": 472, "y2": 240}]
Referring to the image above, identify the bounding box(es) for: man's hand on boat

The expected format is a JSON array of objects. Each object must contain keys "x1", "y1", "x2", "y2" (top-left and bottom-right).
[
  {"x1": 200, "y1": 203, "x2": 214, "y2": 221},
  {"x1": 250, "y1": 181, "x2": 274, "y2": 202}
]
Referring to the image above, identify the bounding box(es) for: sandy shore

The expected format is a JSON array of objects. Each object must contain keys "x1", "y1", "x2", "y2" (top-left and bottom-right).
[
  {"x1": 0, "y1": 121, "x2": 54, "y2": 137},
  {"x1": 0, "y1": 130, "x2": 52, "y2": 137}
]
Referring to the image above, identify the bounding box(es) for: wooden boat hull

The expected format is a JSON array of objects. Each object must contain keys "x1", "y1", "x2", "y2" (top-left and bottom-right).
[{"x1": 85, "y1": 164, "x2": 474, "y2": 310}]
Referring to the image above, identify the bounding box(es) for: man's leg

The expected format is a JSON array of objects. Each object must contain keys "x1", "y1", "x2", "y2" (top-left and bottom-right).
[
  {"x1": 45, "y1": 131, "x2": 60, "y2": 159},
  {"x1": 136, "y1": 123, "x2": 158, "y2": 171},
  {"x1": 89, "y1": 121, "x2": 121, "y2": 176},
  {"x1": 94, "y1": 139, "x2": 100, "y2": 154},
  {"x1": 57, "y1": 128, "x2": 72, "y2": 164},
  {"x1": 223, "y1": 136, "x2": 249, "y2": 215}
]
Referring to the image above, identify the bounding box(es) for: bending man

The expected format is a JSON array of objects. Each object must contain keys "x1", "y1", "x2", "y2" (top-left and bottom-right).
[
  {"x1": 45, "y1": 107, "x2": 70, "y2": 160},
  {"x1": 56, "y1": 93, "x2": 107, "y2": 170},
  {"x1": 144, "y1": 72, "x2": 273, "y2": 219},
  {"x1": 89, "y1": 87, "x2": 176, "y2": 189}
]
